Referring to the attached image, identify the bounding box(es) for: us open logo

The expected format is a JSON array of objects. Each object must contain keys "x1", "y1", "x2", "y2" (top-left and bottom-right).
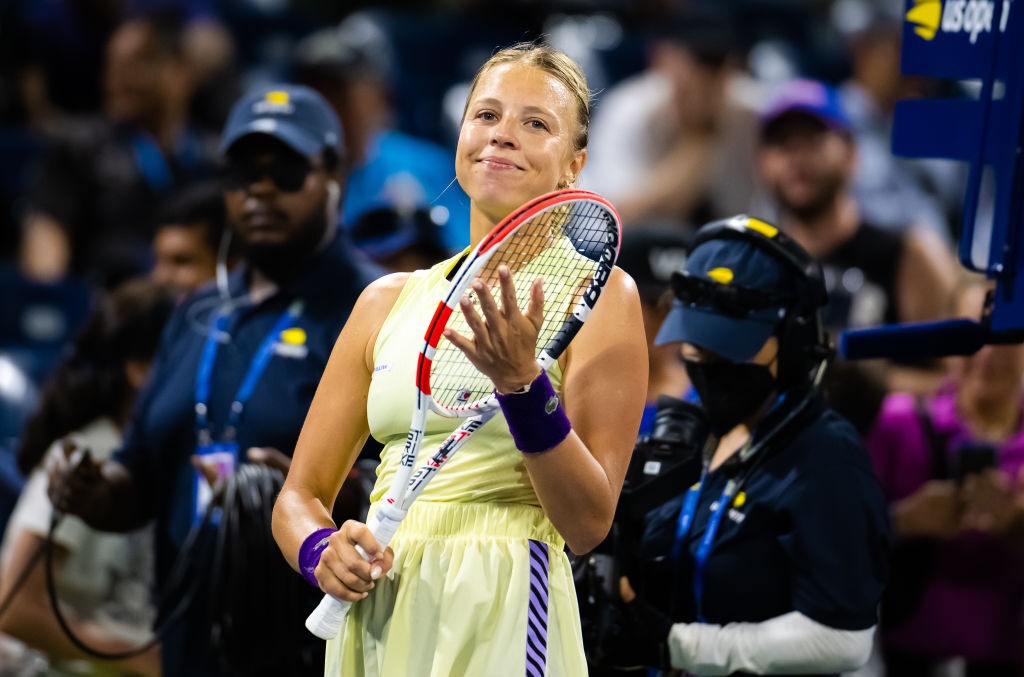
[{"x1": 906, "y1": 0, "x2": 1012, "y2": 44}]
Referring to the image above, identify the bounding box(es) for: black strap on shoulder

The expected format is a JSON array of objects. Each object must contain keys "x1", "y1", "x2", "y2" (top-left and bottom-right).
[
  {"x1": 444, "y1": 251, "x2": 471, "y2": 282},
  {"x1": 914, "y1": 396, "x2": 949, "y2": 479}
]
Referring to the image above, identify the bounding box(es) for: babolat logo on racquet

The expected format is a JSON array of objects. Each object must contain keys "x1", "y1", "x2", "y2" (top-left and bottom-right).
[
  {"x1": 400, "y1": 430, "x2": 421, "y2": 468},
  {"x1": 582, "y1": 232, "x2": 618, "y2": 310},
  {"x1": 305, "y1": 189, "x2": 622, "y2": 641},
  {"x1": 409, "y1": 444, "x2": 453, "y2": 491}
]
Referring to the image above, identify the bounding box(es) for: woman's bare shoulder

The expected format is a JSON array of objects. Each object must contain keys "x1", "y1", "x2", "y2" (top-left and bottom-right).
[
  {"x1": 593, "y1": 265, "x2": 642, "y2": 313},
  {"x1": 352, "y1": 272, "x2": 413, "y2": 319},
  {"x1": 565, "y1": 265, "x2": 645, "y2": 363},
  {"x1": 366, "y1": 271, "x2": 413, "y2": 300}
]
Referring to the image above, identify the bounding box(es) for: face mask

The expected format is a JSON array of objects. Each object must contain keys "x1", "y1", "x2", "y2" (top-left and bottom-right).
[{"x1": 684, "y1": 359, "x2": 777, "y2": 437}]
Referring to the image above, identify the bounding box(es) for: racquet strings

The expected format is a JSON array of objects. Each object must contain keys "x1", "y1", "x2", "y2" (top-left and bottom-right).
[{"x1": 431, "y1": 199, "x2": 614, "y2": 411}]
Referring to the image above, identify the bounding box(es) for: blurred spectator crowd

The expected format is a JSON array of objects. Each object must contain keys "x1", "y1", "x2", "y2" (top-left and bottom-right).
[{"x1": 2, "y1": 0, "x2": 1021, "y2": 675}]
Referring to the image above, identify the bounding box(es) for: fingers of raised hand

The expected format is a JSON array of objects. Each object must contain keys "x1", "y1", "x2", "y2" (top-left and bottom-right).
[
  {"x1": 497, "y1": 266, "x2": 521, "y2": 317},
  {"x1": 443, "y1": 326, "x2": 476, "y2": 361},
  {"x1": 524, "y1": 278, "x2": 545, "y2": 331},
  {"x1": 459, "y1": 293, "x2": 491, "y2": 349},
  {"x1": 471, "y1": 285, "x2": 510, "y2": 357},
  {"x1": 474, "y1": 273, "x2": 542, "y2": 345}
]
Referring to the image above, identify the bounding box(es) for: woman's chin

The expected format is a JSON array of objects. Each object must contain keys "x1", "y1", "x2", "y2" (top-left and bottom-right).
[{"x1": 473, "y1": 192, "x2": 524, "y2": 224}]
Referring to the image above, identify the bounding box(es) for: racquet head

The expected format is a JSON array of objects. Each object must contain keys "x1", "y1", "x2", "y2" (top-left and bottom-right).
[{"x1": 418, "y1": 189, "x2": 621, "y2": 417}]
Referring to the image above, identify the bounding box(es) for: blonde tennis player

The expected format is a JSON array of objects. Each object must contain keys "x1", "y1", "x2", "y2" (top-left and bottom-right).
[{"x1": 273, "y1": 43, "x2": 647, "y2": 677}]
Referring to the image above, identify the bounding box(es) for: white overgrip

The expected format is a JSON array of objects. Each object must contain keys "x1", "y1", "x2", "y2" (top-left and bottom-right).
[{"x1": 305, "y1": 592, "x2": 353, "y2": 640}]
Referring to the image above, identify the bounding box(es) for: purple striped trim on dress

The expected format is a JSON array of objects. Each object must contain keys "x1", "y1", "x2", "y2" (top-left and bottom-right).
[{"x1": 525, "y1": 539, "x2": 549, "y2": 677}]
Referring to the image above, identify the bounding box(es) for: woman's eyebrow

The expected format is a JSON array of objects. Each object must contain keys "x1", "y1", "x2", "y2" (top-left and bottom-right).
[{"x1": 471, "y1": 98, "x2": 557, "y2": 121}]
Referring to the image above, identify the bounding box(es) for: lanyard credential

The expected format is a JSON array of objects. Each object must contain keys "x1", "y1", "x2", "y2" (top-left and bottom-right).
[
  {"x1": 667, "y1": 394, "x2": 814, "y2": 627},
  {"x1": 194, "y1": 300, "x2": 303, "y2": 446},
  {"x1": 671, "y1": 474, "x2": 705, "y2": 562},
  {"x1": 672, "y1": 472, "x2": 738, "y2": 623}
]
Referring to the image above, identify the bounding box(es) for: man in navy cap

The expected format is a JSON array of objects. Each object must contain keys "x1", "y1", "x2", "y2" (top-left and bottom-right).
[
  {"x1": 47, "y1": 84, "x2": 382, "y2": 676},
  {"x1": 604, "y1": 216, "x2": 889, "y2": 677}
]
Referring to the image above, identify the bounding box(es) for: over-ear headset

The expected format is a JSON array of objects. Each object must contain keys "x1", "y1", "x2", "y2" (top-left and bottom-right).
[{"x1": 685, "y1": 214, "x2": 832, "y2": 390}]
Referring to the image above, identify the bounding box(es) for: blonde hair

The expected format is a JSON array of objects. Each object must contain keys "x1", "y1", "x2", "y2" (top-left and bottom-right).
[{"x1": 462, "y1": 42, "x2": 592, "y2": 153}]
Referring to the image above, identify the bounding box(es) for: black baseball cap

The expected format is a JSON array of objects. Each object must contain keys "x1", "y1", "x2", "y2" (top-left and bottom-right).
[{"x1": 655, "y1": 217, "x2": 800, "y2": 361}]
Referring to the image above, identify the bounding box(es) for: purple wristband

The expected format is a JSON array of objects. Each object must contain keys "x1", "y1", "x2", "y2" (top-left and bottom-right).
[
  {"x1": 299, "y1": 527, "x2": 336, "y2": 588},
  {"x1": 496, "y1": 370, "x2": 572, "y2": 454}
]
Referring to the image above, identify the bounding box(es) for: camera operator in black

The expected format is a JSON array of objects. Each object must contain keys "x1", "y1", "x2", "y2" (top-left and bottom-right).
[{"x1": 613, "y1": 215, "x2": 890, "y2": 675}]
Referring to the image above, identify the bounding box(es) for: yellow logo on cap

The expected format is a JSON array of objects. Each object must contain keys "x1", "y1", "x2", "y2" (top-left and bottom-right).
[
  {"x1": 734, "y1": 491, "x2": 746, "y2": 508},
  {"x1": 906, "y1": 0, "x2": 942, "y2": 40},
  {"x1": 280, "y1": 327, "x2": 307, "y2": 346},
  {"x1": 707, "y1": 267, "x2": 734, "y2": 284},
  {"x1": 265, "y1": 91, "x2": 290, "y2": 105},
  {"x1": 253, "y1": 90, "x2": 295, "y2": 115},
  {"x1": 746, "y1": 218, "x2": 779, "y2": 238}
]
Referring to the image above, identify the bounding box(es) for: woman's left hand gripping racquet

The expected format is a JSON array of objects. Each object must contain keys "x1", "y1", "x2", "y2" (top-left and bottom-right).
[{"x1": 305, "y1": 189, "x2": 621, "y2": 639}]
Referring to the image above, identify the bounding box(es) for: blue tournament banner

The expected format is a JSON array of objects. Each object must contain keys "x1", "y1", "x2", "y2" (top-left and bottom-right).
[
  {"x1": 895, "y1": 0, "x2": 1024, "y2": 333},
  {"x1": 902, "y1": 0, "x2": 1014, "y2": 78}
]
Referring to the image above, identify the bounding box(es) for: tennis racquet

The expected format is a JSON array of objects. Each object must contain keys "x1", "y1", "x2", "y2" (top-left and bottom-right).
[{"x1": 305, "y1": 188, "x2": 621, "y2": 640}]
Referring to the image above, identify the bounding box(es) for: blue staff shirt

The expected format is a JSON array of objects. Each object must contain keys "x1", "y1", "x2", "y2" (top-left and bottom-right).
[
  {"x1": 639, "y1": 396, "x2": 891, "y2": 677},
  {"x1": 114, "y1": 233, "x2": 381, "y2": 675}
]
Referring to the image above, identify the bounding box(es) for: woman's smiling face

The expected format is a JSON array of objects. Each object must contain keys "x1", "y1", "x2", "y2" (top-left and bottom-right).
[{"x1": 456, "y1": 62, "x2": 586, "y2": 226}]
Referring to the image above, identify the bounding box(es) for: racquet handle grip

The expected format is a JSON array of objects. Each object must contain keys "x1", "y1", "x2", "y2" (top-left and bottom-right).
[
  {"x1": 304, "y1": 510, "x2": 403, "y2": 640},
  {"x1": 305, "y1": 594, "x2": 353, "y2": 640}
]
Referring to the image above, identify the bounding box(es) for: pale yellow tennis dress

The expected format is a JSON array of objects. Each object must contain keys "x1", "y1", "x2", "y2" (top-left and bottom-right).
[{"x1": 324, "y1": 253, "x2": 588, "y2": 677}]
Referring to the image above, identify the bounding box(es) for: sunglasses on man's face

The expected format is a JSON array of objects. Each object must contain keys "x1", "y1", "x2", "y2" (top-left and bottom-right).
[{"x1": 219, "y1": 152, "x2": 315, "y2": 193}]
